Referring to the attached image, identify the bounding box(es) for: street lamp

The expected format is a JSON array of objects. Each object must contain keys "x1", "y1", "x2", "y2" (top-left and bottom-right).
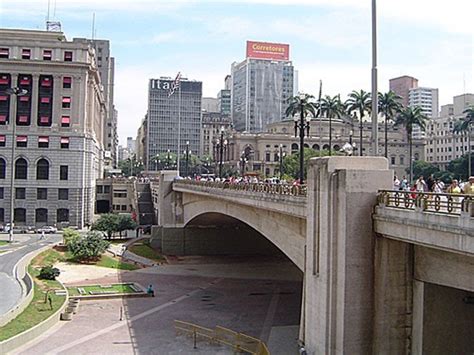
[
  {"x1": 294, "y1": 98, "x2": 311, "y2": 184},
  {"x1": 166, "y1": 149, "x2": 171, "y2": 170},
  {"x1": 184, "y1": 141, "x2": 191, "y2": 177},
  {"x1": 218, "y1": 126, "x2": 227, "y2": 179},
  {"x1": 278, "y1": 144, "x2": 286, "y2": 180},
  {"x1": 5, "y1": 87, "x2": 28, "y2": 242},
  {"x1": 240, "y1": 151, "x2": 248, "y2": 177}
]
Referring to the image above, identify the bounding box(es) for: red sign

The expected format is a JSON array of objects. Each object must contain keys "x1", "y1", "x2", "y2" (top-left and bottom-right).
[{"x1": 246, "y1": 41, "x2": 289, "y2": 61}]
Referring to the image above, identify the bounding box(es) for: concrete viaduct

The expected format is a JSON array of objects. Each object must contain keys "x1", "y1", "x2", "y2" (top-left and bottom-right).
[{"x1": 150, "y1": 157, "x2": 474, "y2": 354}]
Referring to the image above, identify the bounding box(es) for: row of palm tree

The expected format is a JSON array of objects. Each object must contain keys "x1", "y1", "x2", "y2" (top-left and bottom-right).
[
  {"x1": 453, "y1": 106, "x2": 474, "y2": 176},
  {"x1": 286, "y1": 90, "x2": 430, "y2": 182}
]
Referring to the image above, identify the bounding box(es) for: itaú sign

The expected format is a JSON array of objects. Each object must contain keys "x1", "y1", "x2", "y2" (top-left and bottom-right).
[
  {"x1": 150, "y1": 79, "x2": 173, "y2": 90},
  {"x1": 246, "y1": 41, "x2": 289, "y2": 61}
]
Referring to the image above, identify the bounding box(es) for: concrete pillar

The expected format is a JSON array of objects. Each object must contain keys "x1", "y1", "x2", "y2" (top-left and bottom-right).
[
  {"x1": 304, "y1": 157, "x2": 392, "y2": 354},
  {"x1": 411, "y1": 280, "x2": 424, "y2": 354},
  {"x1": 150, "y1": 170, "x2": 185, "y2": 253}
]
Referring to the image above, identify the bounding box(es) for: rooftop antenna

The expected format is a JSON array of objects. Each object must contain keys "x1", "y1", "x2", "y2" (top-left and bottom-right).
[{"x1": 46, "y1": 0, "x2": 61, "y2": 32}]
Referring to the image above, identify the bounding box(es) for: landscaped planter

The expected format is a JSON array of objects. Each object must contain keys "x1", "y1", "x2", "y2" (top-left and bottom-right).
[{"x1": 60, "y1": 312, "x2": 73, "y2": 321}]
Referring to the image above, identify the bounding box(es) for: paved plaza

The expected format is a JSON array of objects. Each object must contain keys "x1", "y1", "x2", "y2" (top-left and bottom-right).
[{"x1": 13, "y1": 256, "x2": 303, "y2": 355}]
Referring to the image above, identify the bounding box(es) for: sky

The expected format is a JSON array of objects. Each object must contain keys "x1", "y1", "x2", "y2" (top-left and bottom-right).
[{"x1": 1, "y1": 0, "x2": 473, "y2": 145}]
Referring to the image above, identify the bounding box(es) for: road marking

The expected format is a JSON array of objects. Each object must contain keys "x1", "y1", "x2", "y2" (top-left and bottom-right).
[
  {"x1": 259, "y1": 287, "x2": 280, "y2": 342},
  {"x1": 46, "y1": 279, "x2": 222, "y2": 354}
]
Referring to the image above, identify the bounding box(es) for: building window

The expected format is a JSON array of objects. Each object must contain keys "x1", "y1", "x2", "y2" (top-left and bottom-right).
[
  {"x1": 0, "y1": 115, "x2": 6, "y2": 125},
  {"x1": 61, "y1": 116, "x2": 70, "y2": 127},
  {"x1": 96, "y1": 185, "x2": 103, "y2": 194},
  {"x1": 0, "y1": 187, "x2": 3, "y2": 199},
  {"x1": 57, "y1": 208, "x2": 69, "y2": 222},
  {"x1": 39, "y1": 116, "x2": 51, "y2": 126},
  {"x1": 17, "y1": 115, "x2": 29, "y2": 126},
  {"x1": 43, "y1": 49, "x2": 52, "y2": 60},
  {"x1": 58, "y1": 188, "x2": 69, "y2": 200},
  {"x1": 38, "y1": 136, "x2": 49, "y2": 148},
  {"x1": 291, "y1": 143, "x2": 298, "y2": 153},
  {"x1": 22, "y1": 48, "x2": 31, "y2": 59},
  {"x1": 60, "y1": 165, "x2": 68, "y2": 180},
  {"x1": 40, "y1": 77, "x2": 52, "y2": 87},
  {"x1": 0, "y1": 158, "x2": 5, "y2": 179},
  {"x1": 103, "y1": 185, "x2": 110, "y2": 193},
  {"x1": 121, "y1": 205, "x2": 127, "y2": 211},
  {"x1": 63, "y1": 77, "x2": 72, "y2": 89},
  {"x1": 399, "y1": 156, "x2": 405, "y2": 165},
  {"x1": 60, "y1": 137, "x2": 69, "y2": 149},
  {"x1": 0, "y1": 135, "x2": 5, "y2": 147},
  {"x1": 390, "y1": 156, "x2": 396, "y2": 165},
  {"x1": 36, "y1": 208, "x2": 48, "y2": 224},
  {"x1": 14, "y1": 208, "x2": 26, "y2": 223},
  {"x1": 16, "y1": 135, "x2": 27, "y2": 148},
  {"x1": 15, "y1": 158, "x2": 27, "y2": 179},
  {"x1": 62, "y1": 97, "x2": 71, "y2": 108},
  {"x1": 0, "y1": 208, "x2": 3, "y2": 222},
  {"x1": 0, "y1": 48, "x2": 9, "y2": 59},
  {"x1": 64, "y1": 51, "x2": 73, "y2": 62},
  {"x1": 37, "y1": 188, "x2": 47, "y2": 200},
  {"x1": 265, "y1": 152, "x2": 270, "y2": 162},
  {"x1": 16, "y1": 187, "x2": 26, "y2": 199},
  {"x1": 36, "y1": 158, "x2": 49, "y2": 180}
]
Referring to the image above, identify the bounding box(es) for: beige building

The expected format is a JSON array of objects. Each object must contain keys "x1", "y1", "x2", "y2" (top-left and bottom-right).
[
  {"x1": 225, "y1": 118, "x2": 424, "y2": 179},
  {"x1": 389, "y1": 75, "x2": 418, "y2": 108},
  {"x1": 0, "y1": 29, "x2": 106, "y2": 228},
  {"x1": 201, "y1": 111, "x2": 231, "y2": 157},
  {"x1": 425, "y1": 93, "x2": 474, "y2": 169}
]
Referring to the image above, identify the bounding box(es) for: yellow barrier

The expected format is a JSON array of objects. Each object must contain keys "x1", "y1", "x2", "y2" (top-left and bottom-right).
[{"x1": 174, "y1": 320, "x2": 270, "y2": 355}]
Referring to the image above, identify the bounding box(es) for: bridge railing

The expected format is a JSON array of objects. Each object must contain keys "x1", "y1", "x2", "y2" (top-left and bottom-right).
[
  {"x1": 377, "y1": 190, "x2": 473, "y2": 216},
  {"x1": 175, "y1": 180, "x2": 307, "y2": 197}
]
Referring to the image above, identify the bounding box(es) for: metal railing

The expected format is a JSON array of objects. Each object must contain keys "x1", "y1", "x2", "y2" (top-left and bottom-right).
[
  {"x1": 175, "y1": 179, "x2": 307, "y2": 197},
  {"x1": 377, "y1": 190, "x2": 473, "y2": 216},
  {"x1": 174, "y1": 320, "x2": 270, "y2": 355}
]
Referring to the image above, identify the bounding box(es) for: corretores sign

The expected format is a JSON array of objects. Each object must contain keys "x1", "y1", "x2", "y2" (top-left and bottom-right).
[{"x1": 246, "y1": 41, "x2": 290, "y2": 61}]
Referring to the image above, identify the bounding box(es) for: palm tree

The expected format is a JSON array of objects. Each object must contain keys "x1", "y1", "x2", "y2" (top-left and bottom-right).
[
  {"x1": 394, "y1": 106, "x2": 428, "y2": 184},
  {"x1": 345, "y1": 90, "x2": 371, "y2": 156},
  {"x1": 453, "y1": 120, "x2": 466, "y2": 155},
  {"x1": 378, "y1": 91, "x2": 402, "y2": 158},
  {"x1": 286, "y1": 94, "x2": 318, "y2": 183},
  {"x1": 320, "y1": 94, "x2": 345, "y2": 155},
  {"x1": 462, "y1": 106, "x2": 474, "y2": 176}
]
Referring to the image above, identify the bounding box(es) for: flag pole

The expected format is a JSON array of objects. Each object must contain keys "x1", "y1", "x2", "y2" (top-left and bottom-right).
[{"x1": 177, "y1": 81, "x2": 181, "y2": 176}]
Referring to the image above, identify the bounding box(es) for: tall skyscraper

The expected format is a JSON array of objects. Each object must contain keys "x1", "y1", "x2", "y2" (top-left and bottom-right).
[
  {"x1": 231, "y1": 41, "x2": 294, "y2": 133},
  {"x1": 408, "y1": 87, "x2": 439, "y2": 118},
  {"x1": 91, "y1": 40, "x2": 117, "y2": 169},
  {"x1": 389, "y1": 75, "x2": 418, "y2": 107},
  {"x1": 0, "y1": 29, "x2": 106, "y2": 228},
  {"x1": 146, "y1": 77, "x2": 202, "y2": 170},
  {"x1": 217, "y1": 89, "x2": 231, "y2": 115}
]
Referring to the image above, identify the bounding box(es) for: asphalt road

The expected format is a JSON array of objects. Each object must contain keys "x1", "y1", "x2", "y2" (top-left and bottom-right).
[{"x1": 0, "y1": 233, "x2": 61, "y2": 317}]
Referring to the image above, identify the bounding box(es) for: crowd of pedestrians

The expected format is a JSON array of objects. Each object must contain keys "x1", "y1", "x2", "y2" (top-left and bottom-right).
[{"x1": 393, "y1": 175, "x2": 474, "y2": 195}]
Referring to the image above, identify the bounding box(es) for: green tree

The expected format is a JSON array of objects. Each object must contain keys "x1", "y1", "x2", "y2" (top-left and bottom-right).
[
  {"x1": 320, "y1": 94, "x2": 345, "y2": 156},
  {"x1": 394, "y1": 106, "x2": 428, "y2": 184},
  {"x1": 410, "y1": 160, "x2": 440, "y2": 179},
  {"x1": 285, "y1": 94, "x2": 318, "y2": 183},
  {"x1": 118, "y1": 155, "x2": 144, "y2": 177},
  {"x1": 62, "y1": 228, "x2": 81, "y2": 246},
  {"x1": 446, "y1": 154, "x2": 469, "y2": 181},
  {"x1": 92, "y1": 213, "x2": 120, "y2": 239},
  {"x1": 151, "y1": 151, "x2": 177, "y2": 170},
  {"x1": 345, "y1": 90, "x2": 371, "y2": 156},
  {"x1": 68, "y1": 231, "x2": 110, "y2": 261},
  {"x1": 378, "y1": 91, "x2": 402, "y2": 158},
  {"x1": 117, "y1": 215, "x2": 137, "y2": 238},
  {"x1": 461, "y1": 106, "x2": 474, "y2": 176},
  {"x1": 282, "y1": 148, "x2": 330, "y2": 180}
]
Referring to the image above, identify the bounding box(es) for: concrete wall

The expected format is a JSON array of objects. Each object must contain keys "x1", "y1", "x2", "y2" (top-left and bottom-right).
[
  {"x1": 422, "y1": 283, "x2": 474, "y2": 354},
  {"x1": 304, "y1": 157, "x2": 392, "y2": 354}
]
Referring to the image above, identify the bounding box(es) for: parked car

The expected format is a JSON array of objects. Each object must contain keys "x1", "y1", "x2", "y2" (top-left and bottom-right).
[{"x1": 36, "y1": 226, "x2": 58, "y2": 234}]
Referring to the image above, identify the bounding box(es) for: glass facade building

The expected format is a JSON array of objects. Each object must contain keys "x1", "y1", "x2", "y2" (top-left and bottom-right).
[
  {"x1": 231, "y1": 58, "x2": 294, "y2": 133},
  {"x1": 147, "y1": 78, "x2": 202, "y2": 170}
]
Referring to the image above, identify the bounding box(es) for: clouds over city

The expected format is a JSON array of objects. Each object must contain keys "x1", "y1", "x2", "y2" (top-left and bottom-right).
[{"x1": 0, "y1": 0, "x2": 472, "y2": 143}]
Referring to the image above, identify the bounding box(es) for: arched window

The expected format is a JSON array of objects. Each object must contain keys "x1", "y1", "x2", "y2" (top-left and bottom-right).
[
  {"x1": 291, "y1": 143, "x2": 298, "y2": 153},
  {"x1": 0, "y1": 208, "x2": 4, "y2": 223},
  {"x1": 15, "y1": 158, "x2": 27, "y2": 179},
  {"x1": 303, "y1": 143, "x2": 309, "y2": 148},
  {"x1": 36, "y1": 158, "x2": 49, "y2": 180},
  {"x1": 333, "y1": 145, "x2": 341, "y2": 151},
  {"x1": 414, "y1": 153, "x2": 420, "y2": 161},
  {"x1": 35, "y1": 208, "x2": 48, "y2": 224},
  {"x1": 14, "y1": 208, "x2": 26, "y2": 223},
  {"x1": 312, "y1": 144, "x2": 320, "y2": 151},
  {"x1": 0, "y1": 158, "x2": 5, "y2": 179},
  {"x1": 57, "y1": 208, "x2": 69, "y2": 223},
  {"x1": 322, "y1": 144, "x2": 330, "y2": 151}
]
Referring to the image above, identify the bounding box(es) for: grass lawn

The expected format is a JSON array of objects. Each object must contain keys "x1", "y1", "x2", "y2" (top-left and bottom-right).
[
  {"x1": 0, "y1": 240, "x2": 9, "y2": 246},
  {"x1": 67, "y1": 283, "x2": 137, "y2": 296},
  {"x1": 0, "y1": 252, "x2": 66, "y2": 341},
  {"x1": 95, "y1": 255, "x2": 139, "y2": 271},
  {"x1": 37, "y1": 248, "x2": 139, "y2": 271},
  {"x1": 128, "y1": 240, "x2": 165, "y2": 262}
]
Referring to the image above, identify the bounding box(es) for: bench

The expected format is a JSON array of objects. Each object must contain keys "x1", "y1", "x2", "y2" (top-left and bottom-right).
[
  {"x1": 78, "y1": 288, "x2": 86, "y2": 295},
  {"x1": 129, "y1": 284, "x2": 141, "y2": 292},
  {"x1": 89, "y1": 290, "x2": 116, "y2": 295}
]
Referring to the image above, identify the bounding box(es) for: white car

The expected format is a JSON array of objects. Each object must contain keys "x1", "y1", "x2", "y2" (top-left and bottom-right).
[{"x1": 36, "y1": 226, "x2": 58, "y2": 234}]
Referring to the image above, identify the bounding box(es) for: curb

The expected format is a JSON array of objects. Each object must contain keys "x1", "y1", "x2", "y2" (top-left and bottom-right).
[{"x1": 0, "y1": 251, "x2": 69, "y2": 354}]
